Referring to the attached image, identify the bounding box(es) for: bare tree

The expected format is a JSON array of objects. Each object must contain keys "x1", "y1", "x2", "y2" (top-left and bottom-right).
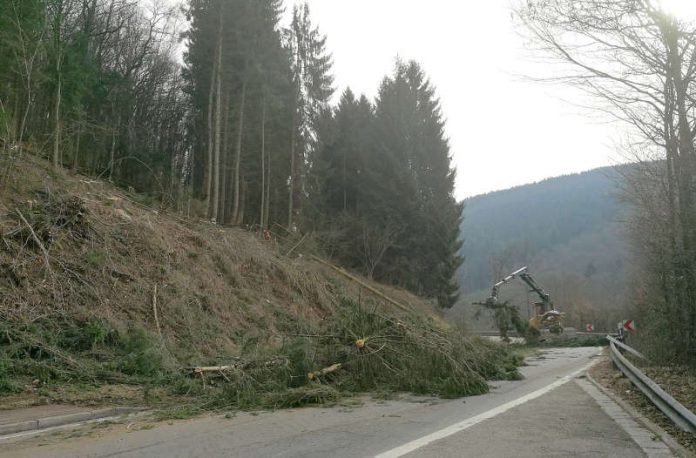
[
  {"x1": 362, "y1": 223, "x2": 396, "y2": 280},
  {"x1": 517, "y1": 0, "x2": 696, "y2": 363},
  {"x1": 1, "y1": 1, "x2": 46, "y2": 182}
]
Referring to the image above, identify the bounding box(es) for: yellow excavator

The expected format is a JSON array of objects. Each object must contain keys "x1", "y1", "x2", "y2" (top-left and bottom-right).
[{"x1": 483, "y1": 266, "x2": 563, "y2": 332}]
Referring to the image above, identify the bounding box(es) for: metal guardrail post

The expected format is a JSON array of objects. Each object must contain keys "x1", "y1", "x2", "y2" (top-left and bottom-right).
[{"x1": 608, "y1": 337, "x2": 696, "y2": 434}]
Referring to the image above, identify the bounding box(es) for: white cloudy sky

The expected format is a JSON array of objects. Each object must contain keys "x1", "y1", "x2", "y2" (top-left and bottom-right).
[
  {"x1": 284, "y1": 0, "x2": 696, "y2": 199},
  {"x1": 167, "y1": 0, "x2": 696, "y2": 199}
]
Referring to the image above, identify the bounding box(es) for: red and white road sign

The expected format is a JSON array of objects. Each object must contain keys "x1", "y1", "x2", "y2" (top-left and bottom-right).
[
  {"x1": 586, "y1": 324, "x2": 594, "y2": 332},
  {"x1": 622, "y1": 319, "x2": 636, "y2": 333}
]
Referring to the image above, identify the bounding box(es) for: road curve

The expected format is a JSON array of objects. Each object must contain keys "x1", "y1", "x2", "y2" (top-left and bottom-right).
[{"x1": 0, "y1": 347, "x2": 674, "y2": 457}]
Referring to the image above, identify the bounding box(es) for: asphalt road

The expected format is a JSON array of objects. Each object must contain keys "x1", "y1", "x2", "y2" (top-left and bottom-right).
[{"x1": 0, "y1": 347, "x2": 674, "y2": 457}]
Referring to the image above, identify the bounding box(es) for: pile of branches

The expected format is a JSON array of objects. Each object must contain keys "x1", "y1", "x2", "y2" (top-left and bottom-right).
[
  {"x1": 0, "y1": 299, "x2": 524, "y2": 409},
  {"x1": 304, "y1": 299, "x2": 520, "y2": 397},
  {"x1": 4, "y1": 190, "x2": 94, "y2": 248},
  {"x1": 0, "y1": 190, "x2": 96, "y2": 314},
  {"x1": 475, "y1": 300, "x2": 540, "y2": 343},
  {"x1": 191, "y1": 299, "x2": 523, "y2": 410}
]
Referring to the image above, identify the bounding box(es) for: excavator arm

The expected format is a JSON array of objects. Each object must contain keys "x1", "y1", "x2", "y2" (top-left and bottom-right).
[
  {"x1": 483, "y1": 266, "x2": 563, "y2": 331},
  {"x1": 489, "y1": 266, "x2": 528, "y2": 303},
  {"x1": 518, "y1": 272, "x2": 553, "y2": 314}
]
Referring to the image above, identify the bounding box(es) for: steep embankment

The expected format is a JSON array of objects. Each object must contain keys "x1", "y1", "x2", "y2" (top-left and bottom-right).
[{"x1": 0, "y1": 156, "x2": 519, "y2": 411}]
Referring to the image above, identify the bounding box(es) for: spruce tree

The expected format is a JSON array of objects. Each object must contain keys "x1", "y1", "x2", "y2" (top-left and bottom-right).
[
  {"x1": 372, "y1": 60, "x2": 462, "y2": 307},
  {"x1": 311, "y1": 60, "x2": 462, "y2": 307},
  {"x1": 287, "y1": 2, "x2": 334, "y2": 228}
]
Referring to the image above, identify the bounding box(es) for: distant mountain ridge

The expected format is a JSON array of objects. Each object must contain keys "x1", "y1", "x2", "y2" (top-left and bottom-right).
[{"x1": 456, "y1": 165, "x2": 631, "y2": 330}]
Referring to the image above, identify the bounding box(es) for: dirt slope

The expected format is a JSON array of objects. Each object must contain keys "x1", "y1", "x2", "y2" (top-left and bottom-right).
[
  {"x1": 0, "y1": 156, "x2": 518, "y2": 411},
  {"x1": 1, "y1": 157, "x2": 439, "y2": 355}
]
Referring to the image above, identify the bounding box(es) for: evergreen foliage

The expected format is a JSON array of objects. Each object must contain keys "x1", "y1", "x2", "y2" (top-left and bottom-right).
[
  {"x1": 310, "y1": 61, "x2": 462, "y2": 308},
  {"x1": 0, "y1": 0, "x2": 463, "y2": 308}
]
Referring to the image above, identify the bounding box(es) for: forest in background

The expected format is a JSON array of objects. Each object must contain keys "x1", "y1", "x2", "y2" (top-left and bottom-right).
[
  {"x1": 454, "y1": 166, "x2": 631, "y2": 332},
  {"x1": 0, "y1": 0, "x2": 461, "y2": 307}
]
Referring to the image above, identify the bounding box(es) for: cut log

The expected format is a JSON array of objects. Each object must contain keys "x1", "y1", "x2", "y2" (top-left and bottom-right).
[
  {"x1": 310, "y1": 255, "x2": 412, "y2": 313},
  {"x1": 307, "y1": 363, "x2": 342, "y2": 381},
  {"x1": 286, "y1": 232, "x2": 309, "y2": 256},
  {"x1": 152, "y1": 283, "x2": 162, "y2": 338},
  {"x1": 191, "y1": 365, "x2": 236, "y2": 374}
]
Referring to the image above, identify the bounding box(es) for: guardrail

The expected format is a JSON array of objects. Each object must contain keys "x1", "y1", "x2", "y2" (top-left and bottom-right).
[
  {"x1": 606, "y1": 335, "x2": 646, "y2": 360},
  {"x1": 607, "y1": 335, "x2": 696, "y2": 434}
]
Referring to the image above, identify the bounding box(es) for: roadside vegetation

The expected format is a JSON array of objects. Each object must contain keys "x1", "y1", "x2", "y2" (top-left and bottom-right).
[
  {"x1": 592, "y1": 360, "x2": 696, "y2": 454},
  {"x1": 0, "y1": 299, "x2": 520, "y2": 411}
]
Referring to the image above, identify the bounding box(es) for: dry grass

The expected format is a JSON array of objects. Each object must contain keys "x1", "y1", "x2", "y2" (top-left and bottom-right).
[
  {"x1": 0, "y1": 155, "x2": 518, "y2": 410},
  {"x1": 0, "y1": 157, "x2": 435, "y2": 363}
]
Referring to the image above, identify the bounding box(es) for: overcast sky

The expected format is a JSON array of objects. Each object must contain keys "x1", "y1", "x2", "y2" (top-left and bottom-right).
[{"x1": 283, "y1": 0, "x2": 696, "y2": 199}]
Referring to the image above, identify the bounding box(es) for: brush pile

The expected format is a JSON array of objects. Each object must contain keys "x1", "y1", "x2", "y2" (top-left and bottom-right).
[
  {"x1": 204, "y1": 298, "x2": 522, "y2": 410},
  {"x1": 309, "y1": 299, "x2": 521, "y2": 396},
  {"x1": 5, "y1": 190, "x2": 93, "y2": 248},
  {"x1": 475, "y1": 300, "x2": 540, "y2": 342}
]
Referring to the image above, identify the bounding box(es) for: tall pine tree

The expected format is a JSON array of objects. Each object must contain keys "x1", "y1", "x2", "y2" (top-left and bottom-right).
[
  {"x1": 312, "y1": 60, "x2": 462, "y2": 307},
  {"x1": 286, "y1": 2, "x2": 334, "y2": 228}
]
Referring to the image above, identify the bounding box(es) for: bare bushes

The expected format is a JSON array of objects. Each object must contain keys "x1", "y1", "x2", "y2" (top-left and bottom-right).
[
  {"x1": 5, "y1": 191, "x2": 93, "y2": 248},
  {"x1": 1, "y1": 189, "x2": 95, "y2": 319}
]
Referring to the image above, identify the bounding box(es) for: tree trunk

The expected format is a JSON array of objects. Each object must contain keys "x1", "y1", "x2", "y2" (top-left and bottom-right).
[
  {"x1": 72, "y1": 120, "x2": 81, "y2": 171},
  {"x1": 288, "y1": 112, "x2": 296, "y2": 229},
  {"x1": 237, "y1": 179, "x2": 247, "y2": 225},
  {"x1": 260, "y1": 98, "x2": 266, "y2": 230},
  {"x1": 53, "y1": 70, "x2": 62, "y2": 169},
  {"x1": 205, "y1": 39, "x2": 218, "y2": 217},
  {"x1": 108, "y1": 113, "x2": 120, "y2": 182},
  {"x1": 52, "y1": 2, "x2": 63, "y2": 170},
  {"x1": 664, "y1": 29, "x2": 696, "y2": 362},
  {"x1": 211, "y1": 41, "x2": 223, "y2": 223},
  {"x1": 219, "y1": 88, "x2": 231, "y2": 224},
  {"x1": 265, "y1": 136, "x2": 271, "y2": 229},
  {"x1": 231, "y1": 81, "x2": 247, "y2": 225}
]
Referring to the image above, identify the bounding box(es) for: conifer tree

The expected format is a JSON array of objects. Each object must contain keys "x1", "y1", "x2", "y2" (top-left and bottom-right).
[
  {"x1": 286, "y1": 2, "x2": 334, "y2": 228},
  {"x1": 312, "y1": 61, "x2": 462, "y2": 307}
]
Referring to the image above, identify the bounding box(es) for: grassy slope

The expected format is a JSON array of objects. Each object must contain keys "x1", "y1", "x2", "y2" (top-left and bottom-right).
[{"x1": 0, "y1": 156, "x2": 519, "y2": 411}]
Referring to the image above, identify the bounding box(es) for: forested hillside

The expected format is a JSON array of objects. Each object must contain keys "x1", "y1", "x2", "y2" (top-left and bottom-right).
[
  {"x1": 455, "y1": 166, "x2": 631, "y2": 331},
  {"x1": 0, "y1": 0, "x2": 461, "y2": 307}
]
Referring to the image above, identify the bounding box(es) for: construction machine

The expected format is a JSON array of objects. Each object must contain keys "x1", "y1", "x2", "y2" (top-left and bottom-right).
[{"x1": 483, "y1": 266, "x2": 563, "y2": 331}]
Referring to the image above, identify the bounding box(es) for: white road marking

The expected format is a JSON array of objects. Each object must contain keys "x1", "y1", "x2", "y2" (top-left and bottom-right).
[{"x1": 374, "y1": 359, "x2": 599, "y2": 458}]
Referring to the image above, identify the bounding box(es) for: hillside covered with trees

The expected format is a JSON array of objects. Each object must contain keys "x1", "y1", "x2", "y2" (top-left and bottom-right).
[
  {"x1": 455, "y1": 166, "x2": 631, "y2": 332},
  {"x1": 0, "y1": 0, "x2": 517, "y2": 410},
  {"x1": 0, "y1": 0, "x2": 461, "y2": 307}
]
